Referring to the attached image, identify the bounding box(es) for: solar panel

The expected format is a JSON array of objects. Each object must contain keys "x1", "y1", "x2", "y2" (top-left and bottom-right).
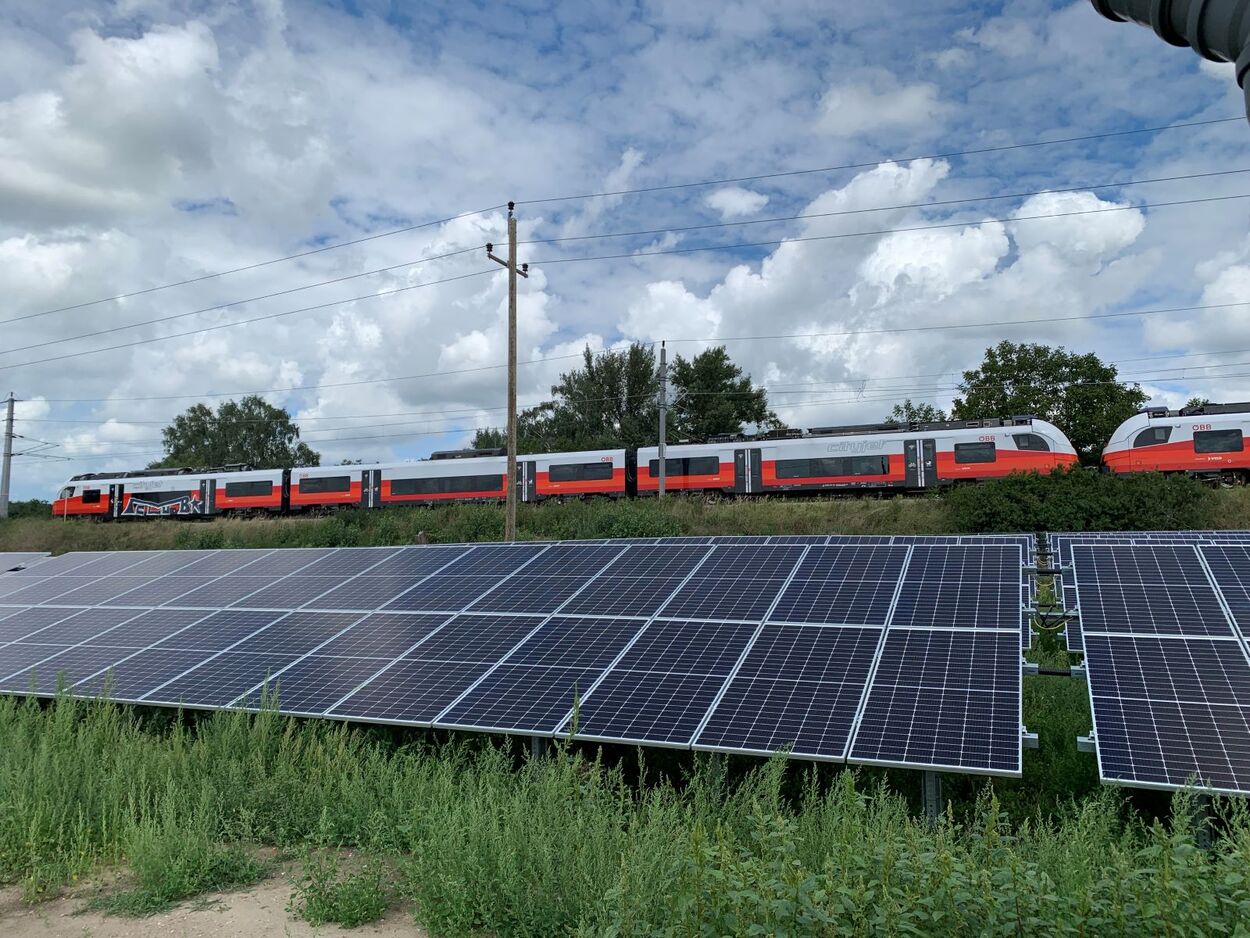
[
  {"x1": 1071, "y1": 542, "x2": 1250, "y2": 794},
  {"x1": 0, "y1": 552, "x2": 49, "y2": 572},
  {"x1": 0, "y1": 537, "x2": 1032, "y2": 777}
]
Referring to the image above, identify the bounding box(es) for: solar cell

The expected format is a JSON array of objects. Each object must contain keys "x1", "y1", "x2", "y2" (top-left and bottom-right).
[
  {"x1": 309, "y1": 613, "x2": 452, "y2": 659},
  {"x1": 466, "y1": 575, "x2": 597, "y2": 614},
  {"x1": 660, "y1": 545, "x2": 806, "y2": 621},
  {"x1": 505, "y1": 616, "x2": 648, "y2": 670},
  {"x1": 382, "y1": 575, "x2": 514, "y2": 612},
  {"x1": 330, "y1": 659, "x2": 492, "y2": 724},
  {"x1": 694, "y1": 625, "x2": 880, "y2": 759},
  {"x1": 11, "y1": 607, "x2": 143, "y2": 646},
  {"x1": 145, "y1": 652, "x2": 299, "y2": 707},
  {"x1": 0, "y1": 645, "x2": 137, "y2": 695},
  {"x1": 173, "y1": 576, "x2": 285, "y2": 608},
  {"x1": 439, "y1": 664, "x2": 599, "y2": 734},
  {"x1": 558, "y1": 576, "x2": 690, "y2": 617},
  {"x1": 769, "y1": 545, "x2": 908, "y2": 625},
  {"x1": 229, "y1": 612, "x2": 365, "y2": 657},
  {"x1": 890, "y1": 546, "x2": 1024, "y2": 631},
  {"x1": 303, "y1": 575, "x2": 437, "y2": 611},
  {"x1": 1084, "y1": 634, "x2": 1250, "y2": 708},
  {"x1": 104, "y1": 576, "x2": 218, "y2": 607},
  {"x1": 151, "y1": 609, "x2": 285, "y2": 652},
  {"x1": 440, "y1": 544, "x2": 547, "y2": 576},
  {"x1": 1200, "y1": 545, "x2": 1250, "y2": 637},
  {"x1": 74, "y1": 647, "x2": 213, "y2": 700},
  {"x1": 110, "y1": 551, "x2": 218, "y2": 577},
  {"x1": 4, "y1": 552, "x2": 108, "y2": 576},
  {"x1": 848, "y1": 630, "x2": 1022, "y2": 775},
  {"x1": 80, "y1": 609, "x2": 214, "y2": 649},
  {"x1": 0, "y1": 607, "x2": 84, "y2": 643},
  {"x1": 50, "y1": 576, "x2": 159, "y2": 606},
  {"x1": 0, "y1": 552, "x2": 49, "y2": 572},
  {"x1": 0, "y1": 576, "x2": 48, "y2": 599},
  {"x1": 235, "y1": 655, "x2": 393, "y2": 713},
  {"x1": 1072, "y1": 545, "x2": 1235, "y2": 637},
  {"x1": 352, "y1": 546, "x2": 472, "y2": 577},
  {"x1": 404, "y1": 614, "x2": 544, "y2": 663},
  {"x1": 1, "y1": 576, "x2": 105, "y2": 605}
]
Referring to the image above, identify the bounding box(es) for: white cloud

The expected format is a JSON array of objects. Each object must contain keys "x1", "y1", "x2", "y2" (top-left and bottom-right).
[
  {"x1": 817, "y1": 70, "x2": 944, "y2": 138},
  {"x1": 704, "y1": 186, "x2": 769, "y2": 220}
]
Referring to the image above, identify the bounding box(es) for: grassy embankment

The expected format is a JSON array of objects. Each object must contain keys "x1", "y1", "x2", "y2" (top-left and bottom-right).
[{"x1": 2, "y1": 480, "x2": 1249, "y2": 931}]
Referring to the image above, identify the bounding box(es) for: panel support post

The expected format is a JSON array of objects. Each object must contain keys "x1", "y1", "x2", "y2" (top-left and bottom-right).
[
  {"x1": 486, "y1": 206, "x2": 528, "y2": 543},
  {"x1": 1191, "y1": 793, "x2": 1213, "y2": 850},
  {"x1": 0, "y1": 391, "x2": 12, "y2": 520},
  {"x1": 657, "y1": 341, "x2": 667, "y2": 499},
  {"x1": 922, "y1": 771, "x2": 943, "y2": 823},
  {"x1": 530, "y1": 735, "x2": 548, "y2": 761}
]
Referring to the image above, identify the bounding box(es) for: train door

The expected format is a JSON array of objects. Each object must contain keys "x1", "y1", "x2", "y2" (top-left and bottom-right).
[
  {"x1": 513, "y1": 461, "x2": 537, "y2": 503},
  {"x1": 109, "y1": 484, "x2": 123, "y2": 520},
  {"x1": 921, "y1": 438, "x2": 937, "y2": 486},
  {"x1": 904, "y1": 441, "x2": 920, "y2": 488},
  {"x1": 199, "y1": 479, "x2": 215, "y2": 516},
  {"x1": 904, "y1": 439, "x2": 938, "y2": 489},
  {"x1": 733, "y1": 448, "x2": 763, "y2": 494},
  {"x1": 361, "y1": 469, "x2": 382, "y2": 509},
  {"x1": 624, "y1": 450, "x2": 638, "y2": 497}
]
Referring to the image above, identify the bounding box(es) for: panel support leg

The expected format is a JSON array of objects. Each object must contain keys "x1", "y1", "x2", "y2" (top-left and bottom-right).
[
  {"x1": 1191, "y1": 793, "x2": 1213, "y2": 850},
  {"x1": 530, "y1": 736, "x2": 548, "y2": 760},
  {"x1": 922, "y1": 771, "x2": 943, "y2": 823}
]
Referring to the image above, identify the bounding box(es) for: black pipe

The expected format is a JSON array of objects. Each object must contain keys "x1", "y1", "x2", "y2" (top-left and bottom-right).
[{"x1": 1091, "y1": 0, "x2": 1250, "y2": 121}]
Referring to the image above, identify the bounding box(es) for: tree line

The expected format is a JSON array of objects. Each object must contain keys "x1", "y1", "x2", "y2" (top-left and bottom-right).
[{"x1": 146, "y1": 341, "x2": 1161, "y2": 471}]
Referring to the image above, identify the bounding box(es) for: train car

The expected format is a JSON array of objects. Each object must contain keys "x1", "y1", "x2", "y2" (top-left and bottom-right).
[
  {"x1": 51, "y1": 466, "x2": 264, "y2": 519},
  {"x1": 637, "y1": 416, "x2": 1077, "y2": 496},
  {"x1": 1102, "y1": 402, "x2": 1250, "y2": 481},
  {"x1": 527, "y1": 449, "x2": 631, "y2": 500},
  {"x1": 380, "y1": 449, "x2": 508, "y2": 506}
]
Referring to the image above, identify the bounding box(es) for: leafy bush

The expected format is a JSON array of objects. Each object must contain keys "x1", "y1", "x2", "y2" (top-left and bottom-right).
[
  {"x1": 945, "y1": 468, "x2": 1214, "y2": 533},
  {"x1": 289, "y1": 849, "x2": 389, "y2": 928}
]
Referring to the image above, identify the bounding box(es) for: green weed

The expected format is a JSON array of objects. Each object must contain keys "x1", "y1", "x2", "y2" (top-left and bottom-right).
[{"x1": 289, "y1": 848, "x2": 389, "y2": 928}]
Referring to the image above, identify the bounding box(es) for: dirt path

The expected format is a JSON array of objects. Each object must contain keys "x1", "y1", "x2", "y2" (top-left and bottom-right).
[{"x1": 0, "y1": 874, "x2": 428, "y2": 938}]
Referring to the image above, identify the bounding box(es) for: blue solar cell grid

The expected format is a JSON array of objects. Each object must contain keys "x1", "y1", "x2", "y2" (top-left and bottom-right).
[{"x1": 0, "y1": 537, "x2": 1033, "y2": 777}]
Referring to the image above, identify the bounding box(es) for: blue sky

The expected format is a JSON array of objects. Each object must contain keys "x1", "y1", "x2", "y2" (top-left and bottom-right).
[{"x1": 1, "y1": 0, "x2": 1248, "y2": 498}]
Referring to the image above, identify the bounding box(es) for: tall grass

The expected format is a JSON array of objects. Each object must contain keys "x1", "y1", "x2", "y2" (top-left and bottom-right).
[{"x1": 2, "y1": 697, "x2": 1250, "y2": 935}]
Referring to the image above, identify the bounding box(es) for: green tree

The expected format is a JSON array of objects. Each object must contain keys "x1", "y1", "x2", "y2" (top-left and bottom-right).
[
  {"x1": 886, "y1": 399, "x2": 947, "y2": 424},
  {"x1": 471, "y1": 428, "x2": 506, "y2": 450},
  {"x1": 952, "y1": 341, "x2": 1147, "y2": 464},
  {"x1": 472, "y1": 344, "x2": 661, "y2": 453},
  {"x1": 150, "y1": 396, "x2": 320, "y2": 469},
  {"x1": 1185, "y1": 397, "x2": 1211, "y2": 411},
  {"x1": 668, "y1": 346, "x2": 780, "y2": 440}
]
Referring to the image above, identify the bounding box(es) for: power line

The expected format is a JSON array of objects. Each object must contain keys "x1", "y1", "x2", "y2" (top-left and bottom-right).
[
  {"x1": 10, "y1": 206, "x2": 505, "y2": 323},
  {"x1": 7, "y1": 191, "x2": 1246, "y2": 375},
  {"x1": 515, "y1": 116, "x2": 1244, "y2": 205},
  {"x1": 14, "y1": 168, "x2": 1235, "y2": 361},
  {"x1": 0, "y1": 246, "x2": 484, "y2": 355},
  {"x1": 517, "y1": 167, "x2": 1250, "y2": 248},
  {"x1": 529, "y1": 193, "x2": 1250, "y2": 267},
  {"x1": 0, "y1": 269, "x2": 499, "y2": 375}
]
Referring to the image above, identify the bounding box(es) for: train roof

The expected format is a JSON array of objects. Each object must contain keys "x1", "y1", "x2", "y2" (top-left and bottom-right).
[
  {"x1": 69, "y1": 463, "x2": 255, "y2": 482},
  {"x1": 700, "y1": 414, "x2": 1047, "y2": 444},
  {"x1": 1137, "y1": 401, "x2": 1250, "y2": 419}
]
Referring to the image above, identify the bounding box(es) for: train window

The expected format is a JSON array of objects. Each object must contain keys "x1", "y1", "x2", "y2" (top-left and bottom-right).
[
  {"x1": 80, "y1": 489, "x2": 101, "y2": 504},
  {"x1": 953, "y1": 442, "x2": 997, "y2": 464},
  {"x1": 647, "y1": 456, "x2": 720, "y2": 477},
  {"x1": 299, "y1": 475, "x2": 352, "y2": 494},
  {"x1": 775, "y1": 456, "x2": 890, "y2": 478},
  {"x1": 1012, "y1": 433, "x2": 1051, "y2": 452},
  {"x1": 57, "y1": 487, "x2": 74, "y2": 499},
  {"x1": 1194, "y1": 429, "x2": 1244, "y2": 454},
  {"x1": 391, "y1": 474, "x2": 503, "y2": 496},
  {"x1": 225, "y1": 480, "x2": 273, "y2": 498},
  {"x1": 548, "y1": 462, "x2": 615, "y2": 483},
  {"x1": 1133, "y1": 427, "x2": 1172, "y2": 448}
]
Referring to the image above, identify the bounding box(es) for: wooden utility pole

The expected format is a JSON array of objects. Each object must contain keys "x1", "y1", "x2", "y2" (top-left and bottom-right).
[
  {"x1": 487, "y1": 204, "x2": 528, "y2": 542},
  {"x1": 657, "y1": 343, "x2": 667, "y2": 499},
  {"x1": 0, "y1": 393, "x2": 13, "y2": 520}
]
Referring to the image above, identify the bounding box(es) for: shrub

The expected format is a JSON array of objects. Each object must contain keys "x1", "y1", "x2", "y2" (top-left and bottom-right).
[
  {"x1": 289, "y1": 849, "x2": 389, "y2": 928},
  {"x1": 945, "y1": 468, "x2": 1214, "y2": 533}
]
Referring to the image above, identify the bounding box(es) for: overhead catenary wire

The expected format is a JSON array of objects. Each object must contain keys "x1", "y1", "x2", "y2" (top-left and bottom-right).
[
  {"x1": 7, "y1": 205, "x2": 507, "y2": 324},
  {"x1": 15, "y1": 114, "x2": 1238, "y2": 324},
  {"x1": 4, "y1": 191, "x2": 1248, "y2": 374},
  {"x1": 12, "y1": 166, "x2": 1244, "y2": 359},
  {"x1": 514, "y1": 116, "x2": 1244, "y2": 205}
]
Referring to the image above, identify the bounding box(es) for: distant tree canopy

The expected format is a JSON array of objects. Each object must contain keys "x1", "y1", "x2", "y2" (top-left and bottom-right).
[
  {"x1": 952, "y1": 341, "x2": 1148, "y2": 464},
  {"x1": 1186, "y1": 397, "x2": 1211, "y2": 410},
  {"x1": 669, "y1": 346, "x2": 780, "y2": 440},
  {"x1": 886, "y1": 400, "x2": 947, "y2": 424},
  {"x1": 150, "y1": 396, "x2": 320, "y2": 470},
  {"x1": 471, "y1": 344, "x2": 777, "y2": 453},
  {"x1": 2, "y1": 499, "x2": 50, "y2": 520}
]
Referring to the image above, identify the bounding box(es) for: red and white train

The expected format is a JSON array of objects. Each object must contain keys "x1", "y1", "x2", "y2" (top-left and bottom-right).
[
  {"x1": 1102, "y1": 402, "x2": 1250, "y2": 481},
  {"x1": 51, "y1": 415, "x2": 1078, "y2": 519}
]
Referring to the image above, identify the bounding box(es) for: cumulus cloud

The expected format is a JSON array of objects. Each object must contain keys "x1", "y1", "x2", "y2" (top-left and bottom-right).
[
  {"x1": 817, "y1": 70, "x2": 944, "y2": 138},
  {"x1": 704, "y1": 186, "x2": 769, "y2": 220}
]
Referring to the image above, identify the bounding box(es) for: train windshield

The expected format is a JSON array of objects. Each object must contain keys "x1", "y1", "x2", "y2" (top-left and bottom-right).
[{"x1": 57, "y1": 486, "x2": 74, "y2": 499}]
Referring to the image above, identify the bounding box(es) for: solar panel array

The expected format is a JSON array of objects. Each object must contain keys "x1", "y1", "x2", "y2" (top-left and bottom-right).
[
  {"x1": 0, "y1": 537, "x2": 1031, "y2": 776},
  {"x1": 0, "y1": 552, "x2": 48, "y2": 573},
  {"x1": 1047, "y1": 531, "x2": 1250, "y2": 652},
  {"x1": 1070, "y1": 542, "x2": 1250, "y2": 794}
]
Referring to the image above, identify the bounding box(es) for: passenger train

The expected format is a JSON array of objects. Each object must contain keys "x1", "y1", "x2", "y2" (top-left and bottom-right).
[
  {"x1": 52, "y1": 415, "x2": 1079, "y2": 519},
  {"x1": 52, "y1": 402, "x2": 1250, "y2": 520}
]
